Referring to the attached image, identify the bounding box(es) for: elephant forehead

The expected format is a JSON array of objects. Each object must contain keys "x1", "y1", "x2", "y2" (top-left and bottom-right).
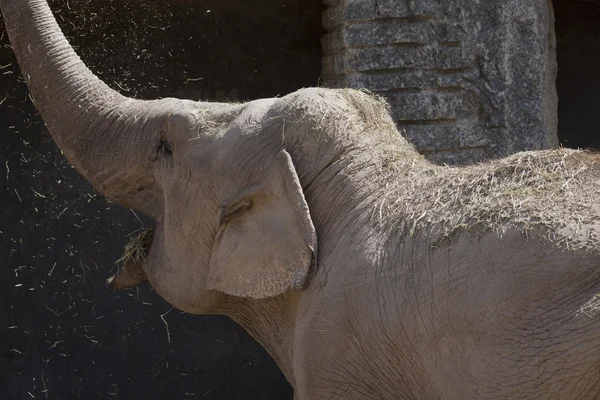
[
  {"x1": 181, "y1": 98, "x2": 282, "y2": 174},
  {"x1": 184, "y1": 124, "x2": 277, "y2": 167}
]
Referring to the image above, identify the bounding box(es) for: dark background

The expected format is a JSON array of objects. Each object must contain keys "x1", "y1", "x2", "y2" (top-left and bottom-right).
[
  {"x1": 555, "y1": 0, "x2": 600, "y2": 150},
  {"x1": 0, "y1": 0, "x2": 323, "y2": 399}
]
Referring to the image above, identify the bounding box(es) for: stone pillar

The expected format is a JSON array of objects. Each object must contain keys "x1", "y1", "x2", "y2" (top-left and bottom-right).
[{"x1": 322, "y1": 0, "x2": 558, "y2": 164}]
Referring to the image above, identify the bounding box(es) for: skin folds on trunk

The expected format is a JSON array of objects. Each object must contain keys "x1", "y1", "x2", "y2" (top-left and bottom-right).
[{"x1": 0, "y1": 0, "x2": 167, "y2": 211}]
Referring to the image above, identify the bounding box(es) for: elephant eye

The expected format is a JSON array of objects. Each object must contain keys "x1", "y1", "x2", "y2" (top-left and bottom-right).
[
  {"x1": 152, "y1": 139, "x2": 174, "y2": 162},
  {"x1": 221, "y1": 199, "x2": 252, "y2": 223}
]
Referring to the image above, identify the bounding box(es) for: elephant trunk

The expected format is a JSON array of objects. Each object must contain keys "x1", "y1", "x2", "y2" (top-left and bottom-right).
[{"x1": 0, "y1": 0, "x2": 157, "y2": 209}]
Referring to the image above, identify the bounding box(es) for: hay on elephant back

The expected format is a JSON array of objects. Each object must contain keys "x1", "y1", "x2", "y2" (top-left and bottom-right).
[
  {"x1": 376, "y1": 149, "x2": 600, "y2": 253},
  {"x1": 115, "y1": 229, "x2": 153, "y2": 267},
  {"x1": 325, "y1": 89, "x2": 600, "y2": 253}
]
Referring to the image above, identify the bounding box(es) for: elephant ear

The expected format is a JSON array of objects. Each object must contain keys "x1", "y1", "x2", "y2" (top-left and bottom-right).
[{"x1": 206, "y1": 150, "x2": 317, "y2": 299}]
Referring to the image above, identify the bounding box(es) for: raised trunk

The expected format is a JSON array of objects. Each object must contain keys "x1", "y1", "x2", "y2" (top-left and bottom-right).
[{"x1": 0, "y1": 0, "x2": 160, "y2": 210}]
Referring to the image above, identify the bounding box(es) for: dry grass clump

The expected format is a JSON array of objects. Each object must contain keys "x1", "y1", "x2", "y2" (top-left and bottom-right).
[
  {"x1": 342, "y1": 88, "x2": 418, "y2": 155},
  {"x1": 115, "y1": 229, "x2": 153, "y2": 267},
  {"x1": 284, "y1": 88, "x2": 419, "y2": 157},
  {"x1": 187, "y1": 102, "x2": 242, "y2": 141},
  {"x1": 578, "y1": 293, "x2": 600, "y2": 318},
  {"x1": 376, "y1": 149, "x2": 600, "y2": 252}
]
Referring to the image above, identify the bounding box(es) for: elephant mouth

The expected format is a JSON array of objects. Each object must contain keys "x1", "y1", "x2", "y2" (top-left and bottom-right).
[
  {"x1": 107, "y1": 229, "x2": 154, "y2": 289},
  {"x1": 117, "y1": 229, "x2": 154, "y2": 264}
]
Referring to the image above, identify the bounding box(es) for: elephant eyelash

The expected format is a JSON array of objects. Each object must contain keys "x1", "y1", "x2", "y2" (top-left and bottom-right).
[{"x1": 221, "y1": 199, "x2": 252, "y2": 223}]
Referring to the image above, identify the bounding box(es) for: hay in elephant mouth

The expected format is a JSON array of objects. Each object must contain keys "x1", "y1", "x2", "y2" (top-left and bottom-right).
[
  {"x1": 374, "y1": 149, "x2": 600, "y2": 253},
  {"x1": 115, "y1": 229, "x2": 153, "y2": 267}
]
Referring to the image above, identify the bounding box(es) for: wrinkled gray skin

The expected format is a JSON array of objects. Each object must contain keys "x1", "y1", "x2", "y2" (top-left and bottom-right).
[{"x1": 4, "y1": 1, "x2": 600, "y2": 399}]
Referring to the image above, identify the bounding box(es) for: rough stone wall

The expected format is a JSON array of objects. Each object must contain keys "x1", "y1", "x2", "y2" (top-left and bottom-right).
[{"x1": 322, "y1": 0, "x2": 559, "y2": 164}]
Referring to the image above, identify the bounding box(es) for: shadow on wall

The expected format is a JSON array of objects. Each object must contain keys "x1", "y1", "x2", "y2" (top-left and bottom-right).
[
  {"x1": 555, "y1": 0, "x2": 600, "y2": 150},
  {"x1": 0, "y1": 0, "x2": 323, "y2": 399}
]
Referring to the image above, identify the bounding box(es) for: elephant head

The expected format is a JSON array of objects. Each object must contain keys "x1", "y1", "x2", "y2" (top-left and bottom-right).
[
  {"x1": 0, "y1": 0, "x2": 324, "y2": 313},
  {"x1": 108, "y1": 98, "x2": 320, "y2": 311}
]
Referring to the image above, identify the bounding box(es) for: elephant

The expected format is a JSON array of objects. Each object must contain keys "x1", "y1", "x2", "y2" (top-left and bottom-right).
[{"x1": 3, "y1": 0, "x2": 600, "y2": 398}]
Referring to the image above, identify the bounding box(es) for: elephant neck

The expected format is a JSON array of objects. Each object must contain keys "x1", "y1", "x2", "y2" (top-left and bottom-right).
[
  {"x1": 216, "y1": 293, "x2": 300, "y2": 385},
  {"x1": 277, "y1": 88, "x2": 422, "y2": 237},
  {"x1": 285, "y1": 125, "x2": 421, "y2": 257}
]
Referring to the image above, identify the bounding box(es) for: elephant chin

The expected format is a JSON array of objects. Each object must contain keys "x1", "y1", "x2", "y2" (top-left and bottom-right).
[{"x1": 106, "y1": 262, "x2": 148, "y2": 290}]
